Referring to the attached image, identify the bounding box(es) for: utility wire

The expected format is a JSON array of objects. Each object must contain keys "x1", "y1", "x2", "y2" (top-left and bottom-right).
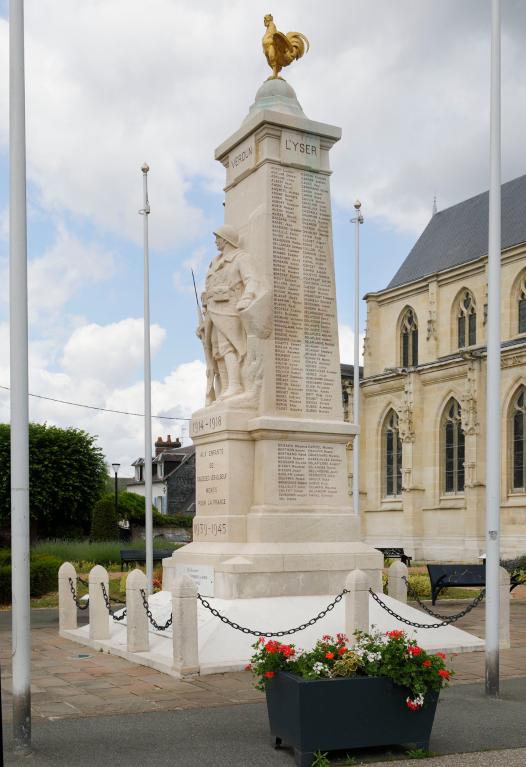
[{"x1": 0, "y1": 385, "x2": 191, "y2": 421}]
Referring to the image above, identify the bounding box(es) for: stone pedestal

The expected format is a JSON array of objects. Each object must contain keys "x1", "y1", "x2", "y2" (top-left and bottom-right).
[{"x1": 164, "y1": 80, "x2": 382, "y2": 598}]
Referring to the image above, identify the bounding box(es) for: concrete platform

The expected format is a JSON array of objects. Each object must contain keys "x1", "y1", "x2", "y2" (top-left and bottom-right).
[{"x1": 61, "y1": 590, "x2": 484, "y2": 677}]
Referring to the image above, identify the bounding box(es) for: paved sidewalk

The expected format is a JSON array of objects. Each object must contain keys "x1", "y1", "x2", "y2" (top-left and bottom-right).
[
  {"x1": 0, "y1": 593, "x2": 525, "y2": 764},
  {"x1": 2, "y1": 678, "x2": 526, "y2": 766}
]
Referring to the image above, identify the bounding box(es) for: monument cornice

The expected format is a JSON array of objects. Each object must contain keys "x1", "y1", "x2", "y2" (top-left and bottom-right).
[{"x1": 215, "y1": 107, "x2": 341, "y2": 161}]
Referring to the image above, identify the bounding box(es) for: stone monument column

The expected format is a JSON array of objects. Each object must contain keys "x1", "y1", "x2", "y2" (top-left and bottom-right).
[{"x1": 164, "y1": 77, "x2": 382, "y2": 598}]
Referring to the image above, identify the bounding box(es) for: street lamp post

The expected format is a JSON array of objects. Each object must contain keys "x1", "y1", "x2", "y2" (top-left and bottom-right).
[
  {"x1": 351, "y1": 200, "x2": 364, "y2": 517},
  {"x1": 111, "y1": 463, "x2": 120, "y2": 524}
]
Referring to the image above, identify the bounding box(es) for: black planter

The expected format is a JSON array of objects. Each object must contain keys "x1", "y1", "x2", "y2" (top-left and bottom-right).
[{"x1": 265, "y1": 672, "x2": 439, "y2": 767}]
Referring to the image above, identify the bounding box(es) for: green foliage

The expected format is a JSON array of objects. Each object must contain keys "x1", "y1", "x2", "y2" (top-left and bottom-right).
[
  {"x1": 0, "y1": 549, "x2": 62, "y2": 603},
  {"x1": 501, "y1": 555, "x2": 526, "y2": 583},
  {"x1": 0, "y1": 423, "x2": 106, "y2": 538},
  {"x1": 406, "y1": 747, "x2": 432, "y2": 759},
  {"x1": 106, "y1": 491, "x2": 193, "y2": 528},
  {"x1": 311, "y1": 752, "x2": 331, "y2": 767},
  {"x1": 331, "y1": 651, "x2": 361, "y2": 678},
  {"x1": 90, "y1": 496, "x2": 119, "y2": 540},
  {"x1": 343, "y1": 757, "x2": 358, "y2": 766},
  {"x1": 32, "y1": 538, "x2": 180, "y2": 567}
]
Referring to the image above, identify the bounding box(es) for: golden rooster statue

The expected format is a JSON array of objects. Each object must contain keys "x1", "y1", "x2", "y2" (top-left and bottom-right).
[{"x1": 262, "y1": 14, "x2": 309, "y2": 80}]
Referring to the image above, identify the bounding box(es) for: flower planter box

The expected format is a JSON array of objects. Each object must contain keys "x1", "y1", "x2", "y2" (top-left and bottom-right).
[{"x1": 265, "y1": 671, "x2": 439, "y2": 767}]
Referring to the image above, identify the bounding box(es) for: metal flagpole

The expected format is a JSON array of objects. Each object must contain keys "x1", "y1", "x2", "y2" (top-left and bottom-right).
[
  {"x1": 351, "y1": 200, "x2": 364, "y2": 516},
  {"x1": 9, "y1": 0, "x2": 31, "y2": 750},
  {"x1": 139, "y1": 164, "x2": 153, "y2": 594},
  {"x1": 485, "y1": 0, "x2": 501, "y2": 698}
]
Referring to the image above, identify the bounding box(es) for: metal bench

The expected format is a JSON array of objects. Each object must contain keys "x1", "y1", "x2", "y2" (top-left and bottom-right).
[
  {"x1": 120, "y1": 549, "x2": 174, "y2": 571},
  {"x1": 376, "y1": 547, "x2": 412, "y2": 567},
  {"x1": 427, "y1": 563, "x2": 521, "y2": 605}
]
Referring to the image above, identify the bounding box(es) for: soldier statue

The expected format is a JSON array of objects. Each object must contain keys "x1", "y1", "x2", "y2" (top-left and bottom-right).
[{"x1": 198, "y1": 224, "x2": 262, "y2": 404}]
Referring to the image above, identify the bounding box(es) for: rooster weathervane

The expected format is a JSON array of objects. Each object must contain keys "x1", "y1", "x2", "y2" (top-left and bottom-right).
[{"x1": 262, "y1": 14, "x2": 309, "y2": 80}]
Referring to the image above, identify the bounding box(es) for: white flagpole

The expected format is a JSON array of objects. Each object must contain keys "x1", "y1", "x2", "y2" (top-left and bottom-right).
[
  {"x1": 10, "y1": 0, "x2": 32, "y2": 750},
  {"x1": 485, "y1": 0, "x2": 501, "y2": 698},
  {"x1": 140, "y1": 164, "x2": 153, "y2": 594},
  {"x1": 351, "y1": 200, "x2": 364, "y2": 516}
]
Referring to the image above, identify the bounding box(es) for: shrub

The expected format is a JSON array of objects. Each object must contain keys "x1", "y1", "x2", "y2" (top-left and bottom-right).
[
  {"x1": 91, "y1": 496, "x2": 119, "y2": 541},
  {"x1": 0, "y1": 549, "x2": 62, "y2": 604},
  {"x1": 0, "y1": 423, "x2": 106, "y2": 538},
  {"x1": 104, "y1": 492, "x2": 194, "y2": 528}
]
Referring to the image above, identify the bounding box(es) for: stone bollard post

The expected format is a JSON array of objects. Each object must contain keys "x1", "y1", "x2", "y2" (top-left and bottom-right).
[
  {"x1": 126, "y1": 568, "x2": 149, "y2": 653},
  {"x1": 499, "y1": 566, "x2": 511, "y2": 650},
  {"x1": 172, "y1": 575, "x2": 199, "y2": 676},
  {"x1": 89, "y1": 564, "x2": 110, "y2": 640},
  {"x1": 58, "y1": 561, "x2": 78, "y2": 632},
  {"x1": 388, "y1": 560, "x2": 408, "y2": 604},
  {"x1": 345, "y1": 569, "x2": 369, "y2": 644}
]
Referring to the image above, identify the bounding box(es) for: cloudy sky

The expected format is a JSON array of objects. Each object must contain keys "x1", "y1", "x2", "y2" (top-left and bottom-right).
[{"x1": 0, "y1": 0, "x2": 525, "y2": 473}]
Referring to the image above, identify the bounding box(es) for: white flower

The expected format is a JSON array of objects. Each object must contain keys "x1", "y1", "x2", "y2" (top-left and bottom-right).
[{"x1": 312, "y1": 662, "x2": 330, "y2": 677}]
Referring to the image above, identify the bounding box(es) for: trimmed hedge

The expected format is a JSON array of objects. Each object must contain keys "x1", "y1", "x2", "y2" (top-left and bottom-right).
[
  {"x1": 0, "y1": 549, "x2": 62, "y2": 604},
  {"x1": 94, "y1": 492, "x2": 194, "y2": 530},
  {"x1": 91, "y1": 495, "x2": 119, "y2": 541}
]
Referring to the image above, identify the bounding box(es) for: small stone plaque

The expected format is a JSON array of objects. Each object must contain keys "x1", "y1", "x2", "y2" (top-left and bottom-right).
[
  {"x1": 175, "y1": 563, "x2": 215, "y2": 597},
  {"x1": 280, "y1": 130, "x2": 320, "y2": 170},
  {"x1": 227, "y1": 135, "x2": 256, "y2": 185}
]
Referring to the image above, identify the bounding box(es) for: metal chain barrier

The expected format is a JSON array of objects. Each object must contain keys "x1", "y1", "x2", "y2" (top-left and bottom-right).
[
  {"x1": 401, "y1": 575, "x2": 485, "y2": 620},
  {"x1": 101, "y1": 583, "x2": 127, "y2": 622},
  {"x1": 67, "y1": 577, "x2": 89, "y2": 611},
  {"x1": 139, "y1": 588, "x2": 173, "y2": 631},
  {"x1": 196, "y1": 589, "x2": 350, "y2": 638},
  {"x1": 369, "y1": 587, "x2": 486, "y2": 629}
]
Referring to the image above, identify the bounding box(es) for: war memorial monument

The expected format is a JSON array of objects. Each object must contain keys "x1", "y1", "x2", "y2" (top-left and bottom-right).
[
  {"x1": 163, "y1": 13, "x2": 383, "y2": 599},
  {"x1": 60, "y1": 16, "x2": 484, "y2": 674}
]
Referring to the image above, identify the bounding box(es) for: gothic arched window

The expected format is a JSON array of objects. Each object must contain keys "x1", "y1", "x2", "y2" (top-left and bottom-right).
[
  {"x1": 383, "y1": 410, "x2": 402, "y2": 497},
  {"x1": 457, "y1": 290, "x2": 476, "y2": 348},
  {"x1": 511, "y1": 387, "x2": 526, "y2": 491},
  {"x1": 400, "y1": 309, "x2": 418, "y2": 368},
  {"x1": 442, "y1": 399, "x2": 465, "y2": 494},
  {"x1": 518, "y1": 275, "x2": 526, "y2": 335}
]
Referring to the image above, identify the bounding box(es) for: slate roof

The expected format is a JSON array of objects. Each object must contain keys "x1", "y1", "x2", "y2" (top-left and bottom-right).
[{"x1": 386, "y1": 174, "x2": 526, "y2": 290}]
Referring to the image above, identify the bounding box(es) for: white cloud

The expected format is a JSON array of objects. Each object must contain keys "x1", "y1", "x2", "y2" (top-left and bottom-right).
[
  {"x1": 173, "y1": 246, "x2": 209, "y2": 295},
  {"x1": 339, "y1": 323, "x2": 364, "y2": 366},
  {"x1": 60, "y1": 318, "x2": 166, "y2": 387},
  {"x1": 2, "y1": 2, "x2": 525, "y2": 243},
  {"x1": 29, "y1": 225, "x2": 115, "y2": 315}
]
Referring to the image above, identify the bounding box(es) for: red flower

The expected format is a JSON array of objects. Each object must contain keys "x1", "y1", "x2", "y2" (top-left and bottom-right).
[
  {"x1": 338, "y1": 647, "x2": 347, "y2": 656},
  {"x1": 438, "y1": 669, "x2": 450, "y2": 680},
  {"x1": 386, "y1": 630, "x2": 404, "y2": 639},
  {"x1": 325, "y1": 652, "x2": 335, "y2": 660},
  {"x1": 435, "y1": 652, "x2": 446, "y2": 659},
  {"x1": 264, "y1": 671, "x2": 275, "y2": 679},
  {"x1": 407, "y1": 646, "x2": 422, "y2": 656},
  {"x1": 265, "y1": 640, "x2": 280, "y2": 654},
  {"x1": 423, "y1": 660, "x2": 432, "y2": 668},
  {"x1": 245, "y1": 664, "x2": 252, "y2": 671},
  {"x1": 279, "y1": 644, "x2": 295, "y2": 658}
]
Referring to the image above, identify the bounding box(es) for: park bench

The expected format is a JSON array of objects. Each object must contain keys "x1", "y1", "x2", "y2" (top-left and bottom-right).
[
  {"x1": 376, "y1": 547, "x2": 412, "y2": 567},
  {"x1": 120, "y1": 549, "x2": 173, "y2": 571},
  {"x1": 427, "y1": 563, "x2": 521, "y2": 605}
]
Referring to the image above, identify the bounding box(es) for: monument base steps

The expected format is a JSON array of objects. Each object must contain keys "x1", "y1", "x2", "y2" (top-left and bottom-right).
[
  {"x1": 163, "y1": 541, "x2": 381, "y2": 599},
  {"x1": 62, "y1": 591, "x2": 484, "y2": 679}
]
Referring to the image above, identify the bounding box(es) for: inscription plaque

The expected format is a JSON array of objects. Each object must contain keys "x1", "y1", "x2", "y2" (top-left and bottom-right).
[
  {"x1": 277, "y1": 441, "x2": 343, "y2": 503},
  {"x1": 271, "y1": 164, "x2": 340, "y2": 417}
]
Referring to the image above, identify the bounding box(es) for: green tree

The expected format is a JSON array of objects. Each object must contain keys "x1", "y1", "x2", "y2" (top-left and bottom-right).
[{"x1": 0, "y1": 423, "x2": 107, "y2": 539}]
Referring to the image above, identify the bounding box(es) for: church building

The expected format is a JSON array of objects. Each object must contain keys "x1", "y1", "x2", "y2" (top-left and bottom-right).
[{"x1": 355, "y1": 174, "x2": 526, "y2": 561}]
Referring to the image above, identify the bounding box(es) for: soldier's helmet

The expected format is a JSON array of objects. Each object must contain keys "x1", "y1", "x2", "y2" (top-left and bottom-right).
[{"x1": 213, "y1": 224, "x2": 239, "y2": 249}]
